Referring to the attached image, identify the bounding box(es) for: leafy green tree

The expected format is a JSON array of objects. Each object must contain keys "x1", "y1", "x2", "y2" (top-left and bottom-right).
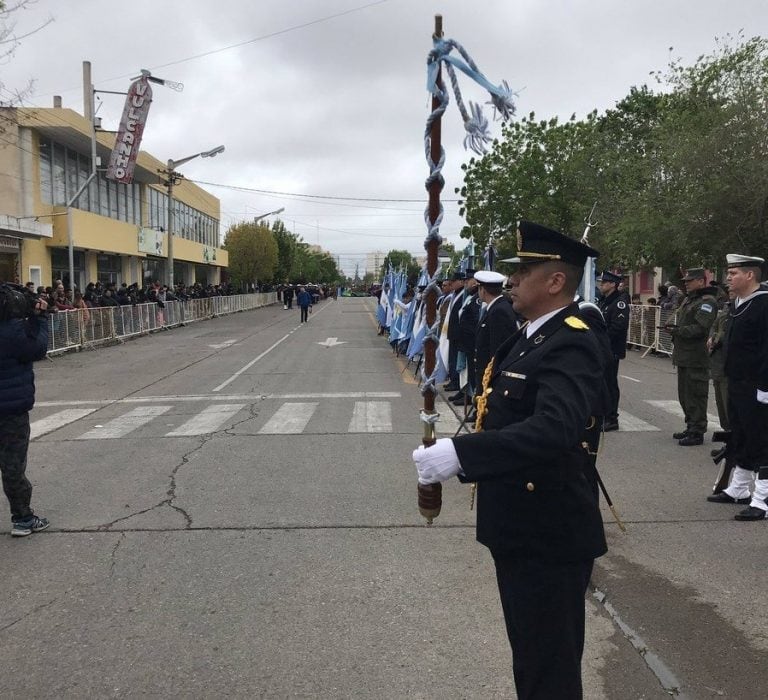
[
  {"x1": 223, "y1": 222, "x2": 278, "y2": 290},
  {"x1": 458, "y1": 35, "x2": 768, "y2": 274},
  {"x1": 380, "y1": 250, "x2": 420, "y2": 285},
  {"x1": 271, "y1": 219, "x2": 299, "y2": 283}
]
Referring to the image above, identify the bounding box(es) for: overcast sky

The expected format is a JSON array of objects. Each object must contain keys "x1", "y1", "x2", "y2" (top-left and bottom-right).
[{"x1": 3, "y1": 0, "x2": 768, "y2": 276}]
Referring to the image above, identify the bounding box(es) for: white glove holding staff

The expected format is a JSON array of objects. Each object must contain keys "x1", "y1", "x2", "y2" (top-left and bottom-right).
[
  {"x1": 757, "y1": 389, "x2": 768, "y2": 405},
  {"x1": 412, "y1": 438, "x2": 461, "y2": 484}
]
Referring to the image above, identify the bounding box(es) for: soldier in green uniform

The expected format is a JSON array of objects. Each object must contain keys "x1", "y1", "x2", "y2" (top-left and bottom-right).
[{"x1": 664, "y1": 268, "x2": 719, "y2": 445}]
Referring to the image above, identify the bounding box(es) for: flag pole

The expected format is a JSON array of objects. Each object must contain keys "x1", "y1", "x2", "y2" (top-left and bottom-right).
[{"x1": 417, "y1": 14, "x2": 445, "y2": 525}]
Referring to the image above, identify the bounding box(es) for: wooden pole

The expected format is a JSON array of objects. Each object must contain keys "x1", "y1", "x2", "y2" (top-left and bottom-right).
[{"x1": 417, "y1": 15, "x2": 444, "y2": 524}]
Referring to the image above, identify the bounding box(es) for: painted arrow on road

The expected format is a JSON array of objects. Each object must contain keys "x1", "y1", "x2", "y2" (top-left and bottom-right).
[
  {"x1": 208, "y1": 339, "x2": 237, "y2": 349},
  {"x1": 317, "y1": 337, "x2": 347, "y2": 348}
]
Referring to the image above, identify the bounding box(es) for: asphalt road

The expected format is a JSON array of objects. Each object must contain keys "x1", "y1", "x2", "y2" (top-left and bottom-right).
[{"x1": 1, "y1": 297, "x2": 766, "y2": 698}]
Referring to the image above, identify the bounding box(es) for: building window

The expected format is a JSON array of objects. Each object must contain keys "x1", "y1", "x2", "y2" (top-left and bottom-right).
[
  {"x1": 96, "y1": 253, "x2": 121, "y2": 285},
  {"x1": 39, "y1": 138, "x2": 52, "y2": 204}
]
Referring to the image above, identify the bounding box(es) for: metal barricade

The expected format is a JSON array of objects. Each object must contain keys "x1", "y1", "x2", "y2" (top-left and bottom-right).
[
  {"x1": 626, "y1": 304, "x2": 673, "y2": 356},
  {"x1": 46, "y1": 292, "x2": 278, "y2": 354}
]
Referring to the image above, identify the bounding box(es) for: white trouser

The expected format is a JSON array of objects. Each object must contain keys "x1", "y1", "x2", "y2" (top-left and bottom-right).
[
  {"x1": 750, "y1": 475, "x2": 768, "y2": 512},
  {"x1": 724, "y1": 467, "x2": 754, "y2": 500}
]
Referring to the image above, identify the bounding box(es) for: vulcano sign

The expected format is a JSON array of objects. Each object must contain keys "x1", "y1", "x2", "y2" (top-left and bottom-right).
[{"x1": 106, "y1": 76, "x2": 153, "y2": 184}]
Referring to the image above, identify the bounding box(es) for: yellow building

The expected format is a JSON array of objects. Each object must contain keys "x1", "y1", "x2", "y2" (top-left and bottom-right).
[{"x1": 0, "y1": 102, "x2": 228, "y2": 290}]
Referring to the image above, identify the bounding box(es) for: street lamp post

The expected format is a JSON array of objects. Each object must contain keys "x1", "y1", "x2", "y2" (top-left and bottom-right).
[
  {"x1": 161, "y1": 145, "x2": 225, "y2": 289},
  {"x1": 253, "y1": 207, "x2": 284, "y2": 225}
]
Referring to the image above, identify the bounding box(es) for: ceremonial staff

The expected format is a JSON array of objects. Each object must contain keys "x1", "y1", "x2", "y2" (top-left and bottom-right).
[
  {"x1": 417, "y1": 16, "x2": 515, "y2": 524},
  {"x1": 416, "y1": 15, "x2": 445, "y2": 525}
]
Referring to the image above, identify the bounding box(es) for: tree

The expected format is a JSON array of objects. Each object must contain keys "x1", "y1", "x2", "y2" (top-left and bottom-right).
[
  {"x1": 457, "y1": 35, "x2": 768, "y2": 274},
  {"x1": 457, "y1": 112, "x2": 602, "y2": 254},
  {"x1": 223, "y1": 222, "x2": 278, "y2": 290},
  {"x1": 271, "y1": 219, "x2": 299, "y2": 282},
  {"x1": 380, "y1": 250, "x2": 419, "y2": 285}
]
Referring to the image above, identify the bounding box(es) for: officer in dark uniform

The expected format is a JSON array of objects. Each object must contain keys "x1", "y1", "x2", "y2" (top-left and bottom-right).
[
  {"x1": 707, "y1": 254, "x2": 768, "y2": 520},
  {"x1": 413, "y1": 221, "x2": 606, "y2": 700},
  {"x1": 473, "y1": 270, "x2": 519, "y2": 397},
  {"x1": 596, "y1": 270, "x2": 629, "y2": 431},
  {"x1": 445, "y1": 272, "x2": 466, "y2": 394},
  {"x1": 665, "y1": 268, "x2": 718, "y2": 445},
  {"x1": 453, "y1": 270, "x2": 480, "y2": 403}
]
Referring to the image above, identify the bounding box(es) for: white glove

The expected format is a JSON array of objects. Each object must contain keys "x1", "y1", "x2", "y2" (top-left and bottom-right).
[
  {"x1": 757, "y1": 390, "x2": 768, "y2": 404},
  {"x1": 412, "y1": 438, "x2": 461, "y2": 485}
]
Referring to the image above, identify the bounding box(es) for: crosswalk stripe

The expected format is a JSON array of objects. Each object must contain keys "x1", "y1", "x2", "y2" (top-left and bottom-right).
[
  {"x1": 30, "y1": 408, "x2": 101, "y2": 439},
  {"x1": 258, "y1": 402, "x2": 318, "y2": 434},
  {"x1": 166, "y1": 404, "x2": 246, "y2": 436},
  {"x1": 646, "y1": 400, "x2": 722, "y2": 431},
  {"x1": 76, "y1": 406, "x2": 172, "y2": 440},
  {"x1": 348, "y1": 401, "x2": 392, "y2": 433},
  {"x1": 618, "y1": 411, "x2": 659, "y2": 432},
  {"x1": 34, "y1": 397, "x2": 717, "y2": 440}
]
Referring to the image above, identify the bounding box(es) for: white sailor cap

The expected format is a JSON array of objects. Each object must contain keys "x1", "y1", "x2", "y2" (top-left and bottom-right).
[
  {"x1": 474, "y1": 270, "x2": 506, "y2": 285},
  {"x1": 726, "y1": 254, "x2": 765, "y2": 268}
]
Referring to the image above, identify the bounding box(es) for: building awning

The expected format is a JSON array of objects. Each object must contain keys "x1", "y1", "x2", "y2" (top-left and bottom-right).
[{"x1": 0, "y1": 214, "x2": 53, "y2": 240}]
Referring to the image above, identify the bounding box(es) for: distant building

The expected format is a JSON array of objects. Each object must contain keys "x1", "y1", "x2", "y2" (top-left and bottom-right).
[
  {"x1": 365, "y1": 250, "x2": 386, "y2": 278},
  {"x1": 0, "y1": 95, "x2": 227, "y2": 288}
]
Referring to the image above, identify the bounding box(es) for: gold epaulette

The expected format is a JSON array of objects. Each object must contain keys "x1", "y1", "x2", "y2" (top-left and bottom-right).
[{"x1": 565, "y1": 316, "x2": 589, "y2": 330}]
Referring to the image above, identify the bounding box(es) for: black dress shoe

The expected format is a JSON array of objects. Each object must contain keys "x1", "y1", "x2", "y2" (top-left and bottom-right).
[
  {"x1": 673, "y1": 429, "x2": 689, "y2": 440},
  {"x1": 707, "y1": 492, "x2": 750, "y2": 504},
  {"x1": 679, "y1": 433, "x2": 704, "y2": 446},
  {"x1": 448, "y1": 391, "x2": 464, "y2": 402},
  {"x1": 734, "y1": 506, "x2": 767, "y2": 521},
  {"x1": 443, "y1": 383, "x2": 459, "y2": 392},
  {"x1": 451, "y1": 394, "x2": 469, "y2": 406},
  {"x1": 603, "y1": 421, "x2": 619, "y2": 432}
]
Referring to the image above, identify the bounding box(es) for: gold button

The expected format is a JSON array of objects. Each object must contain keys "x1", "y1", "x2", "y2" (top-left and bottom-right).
[
  {"x1": 485, "y1": 388, "x2": 493, "y2": 395},
  {"x1": 526, "y1": 482, "x2": 535, "y2": 492}
]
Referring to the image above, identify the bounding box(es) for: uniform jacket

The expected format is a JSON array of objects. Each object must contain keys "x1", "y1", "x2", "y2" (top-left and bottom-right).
[
  {"x1": 455, "y1": 290, "x2": 480, "y2": 354},
  {"x1": 670, "y1": 286, "x2": 718, "y2": 368},
  {"x1": 446, "y1": 289, "x2": 465, "y2": 341},
  {"x1": 724, "y1": 291, "x2": 768, "y2": 390},
  {"x1": 578, "y1": 302, "x2": 614, "y2": 421},
  {"x1": 597, "y1": 289, "x2": 630, "y2": 358},
  {"x1": 0, "y1": 316, "x2": 49, "y2": 415},
  {"x1": 452, "y1": 303, "x2": 607, "y2": 562},
  {"x1": 474, "y1": 295, "x2": 518, "y2": 394}
]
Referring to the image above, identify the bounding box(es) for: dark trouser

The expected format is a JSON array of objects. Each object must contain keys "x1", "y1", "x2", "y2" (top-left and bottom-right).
[
  {"x1": 677, "y1": 365, "x2": 710, "y2": 434},
  {"x1": 492, "y1": 554, "x2": 594, "y2": 700},
  {"x1": 606, "y1": 355, "x2": 621, "y2": 421},
  {"x1": 300, "y1": 306, "x2": 309, "y2": 322},
  {"x1": 712, "y1": 375, "x2": 730, "y2": 431},
  {"x1": 286, "y1": 298, "x2": 293, "y2": 309},
  {"x1": 448, "y1": 341, "x2": 459, "y2": 385},
  {"x1": 0, "y1": 412, "x2": 33, "y2": 520},
  {"x1": 728, "y1": 379, "x2": 768, "y2": 470}
]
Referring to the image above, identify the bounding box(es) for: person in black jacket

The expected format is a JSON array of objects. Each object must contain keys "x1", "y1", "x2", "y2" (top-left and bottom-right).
[
  {"x1": 413, "y1": 221, "x2": 606, "y2": 700},
  {"x1": 0, "y1": 284, "x2": 50, "y2": 537},
  {"x1": 452, "y1": 272, "x2": 480, "y2": 404},
  {"x1": 473, "y1": 270, "x2": 518, "y2": 398},
  {"x1": 596, "y1": 271, "x2": 630, "y2": 431}
]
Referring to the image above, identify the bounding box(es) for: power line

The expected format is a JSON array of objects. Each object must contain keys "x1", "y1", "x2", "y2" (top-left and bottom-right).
[{"x1": 191, "y1": 178, "x2": 459, "y2": 204}]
